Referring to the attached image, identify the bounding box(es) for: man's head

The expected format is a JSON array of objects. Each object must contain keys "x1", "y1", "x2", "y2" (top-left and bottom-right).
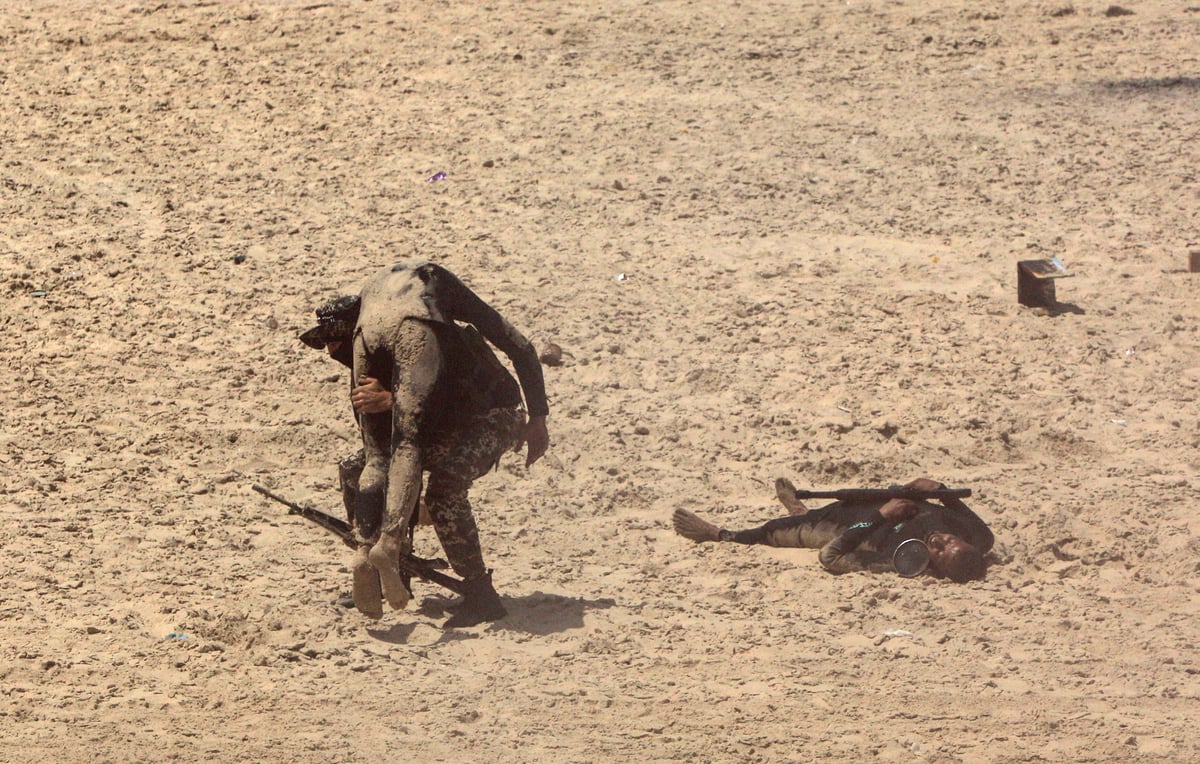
[
  {"x1": 926, "y1": 533, "x2": 986, "y2": 583},
  {"x1": 299, "y1": 295, "x2": 361, "y2": 352}
]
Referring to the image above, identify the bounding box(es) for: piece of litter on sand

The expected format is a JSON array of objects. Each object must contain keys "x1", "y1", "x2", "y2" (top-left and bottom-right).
[{"x1": 425, "y1": 171, "x2": 447, "y2": 182}]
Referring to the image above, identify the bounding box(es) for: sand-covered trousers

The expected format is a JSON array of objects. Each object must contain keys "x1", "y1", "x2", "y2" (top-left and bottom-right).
[{"x1": 339, "y1": 405, "x2": 524, "y2": 579}]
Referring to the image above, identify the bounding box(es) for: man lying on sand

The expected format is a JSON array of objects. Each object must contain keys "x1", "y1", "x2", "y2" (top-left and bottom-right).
[{"x1": 673, "y1": 478, "x2": 993, "y2": 582}]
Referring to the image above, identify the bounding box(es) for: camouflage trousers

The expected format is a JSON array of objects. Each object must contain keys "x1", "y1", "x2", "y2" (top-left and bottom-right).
[{"x1": 338, "y1": 406, "x2": 525, "y2": 580}]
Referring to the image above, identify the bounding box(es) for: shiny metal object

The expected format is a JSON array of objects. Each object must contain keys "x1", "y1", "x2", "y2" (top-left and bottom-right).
[{"x1": 893, "y1": 538, "x2": 930, "y2": 577}]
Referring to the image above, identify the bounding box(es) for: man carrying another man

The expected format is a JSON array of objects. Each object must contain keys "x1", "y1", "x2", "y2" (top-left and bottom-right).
[
  {"x1": 673, "y1": 478, "x2": 993, "y2": 582},
  {"x1": 300, "y1": 262, "x2": 550, "y2": 627}
]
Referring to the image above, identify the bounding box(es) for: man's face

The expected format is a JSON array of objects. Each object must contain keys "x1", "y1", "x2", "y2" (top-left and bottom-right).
[{"x1": 926, "y1": 533, "x2": 971, "y2": 572}]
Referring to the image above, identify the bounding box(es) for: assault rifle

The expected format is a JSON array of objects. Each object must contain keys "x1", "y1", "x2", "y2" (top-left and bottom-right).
[{"x1": 252, "y1": 484, "x2": 465, "y2": 595}]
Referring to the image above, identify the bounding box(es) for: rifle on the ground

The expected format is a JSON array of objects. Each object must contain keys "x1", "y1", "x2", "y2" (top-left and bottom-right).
[
  {"x1": 252, "y1": 484, "x2": 465, "y2": 595},
  {"x1": 791, "y1": 486, "x2": 972, "y2": 503}
]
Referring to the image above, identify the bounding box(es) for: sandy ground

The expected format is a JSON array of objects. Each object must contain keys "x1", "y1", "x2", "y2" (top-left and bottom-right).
[{"x1": 2, "y1": 1, "x2": 1199, "y2": 762}]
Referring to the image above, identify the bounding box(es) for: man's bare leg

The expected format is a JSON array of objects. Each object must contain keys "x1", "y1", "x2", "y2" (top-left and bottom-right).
[
  {"x1": 355, "y1": 311, "x2": 441, "y2": 618},
  {"x1": 369, "y1": 530, "x2": 412, "y2": 611},
  {"x1": 674, "y1": 480, "x2": 810, "y2": 544},
  {"x1": 672, "y1": 508, "x2": 723, "y2": 542},
  {"x1": 672, "y1": 509, "x2": 781, "y2": 547},
  {"x1": 352, "y1": 547, "x2": 384, "y2": 619},
  {"x1": 774, "y1": 477, "x2": 808, "y2": 515}
]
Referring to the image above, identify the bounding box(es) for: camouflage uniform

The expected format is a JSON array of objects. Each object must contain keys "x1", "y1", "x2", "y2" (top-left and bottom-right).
[
  {"x1": 338, "y1": 405, "x2": 524, "y2": 579},
  {"x1": 421, "y1": 405, "x2": 525, "y2": 579}
]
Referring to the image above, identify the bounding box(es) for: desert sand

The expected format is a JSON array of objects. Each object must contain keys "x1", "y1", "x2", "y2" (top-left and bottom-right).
[{"x1": 2, "y1": 1, "x2": 1198, "y2": 762}]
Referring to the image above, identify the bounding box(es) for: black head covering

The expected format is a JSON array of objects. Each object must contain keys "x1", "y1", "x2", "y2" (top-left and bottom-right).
[{"x1": 298, "y1": 295, "x2": 361, "y2": 349}]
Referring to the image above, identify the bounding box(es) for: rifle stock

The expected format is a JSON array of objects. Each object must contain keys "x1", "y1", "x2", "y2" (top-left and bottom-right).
[{"x1": 251, "y1": 484, "x2": 465, "y2": 595}]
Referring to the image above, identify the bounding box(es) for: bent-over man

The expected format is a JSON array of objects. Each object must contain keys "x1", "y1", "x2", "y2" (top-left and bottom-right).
[{"x1": 300, "y1": 261, "x2": 549, "y2": 626}]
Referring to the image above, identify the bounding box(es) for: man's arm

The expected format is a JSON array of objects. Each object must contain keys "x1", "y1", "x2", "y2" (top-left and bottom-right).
[
  {"x1": 421, "y1": 264, "x2": 549, "y2": 417},
  {"x1": 818, "y1": 524, "x2": 893, "y2": 574},
  {"x1": 422, "y1": 263, "x2": 550, "y2": 466},
  {"x1": 521, "y1": 414, "x2": 550, "y2": 467},
  {"x1": 818, "y1": 499, "x2": 918, "y2": 574},
  {"x1": 942, "y1": 495, "x2": 994, "y2": 553},
  {"x1": 351, "y1": 376, "x2": 392, "y2": 414},
  {"x1": 905, "y1": 478, "x2": 993, "y2": 553}
]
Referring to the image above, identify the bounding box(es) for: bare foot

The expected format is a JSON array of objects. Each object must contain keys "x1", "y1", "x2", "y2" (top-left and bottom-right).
[
  {"x1": 351, "y1": 548, "x2": 383, "y2": 620},
  {"x1": 369, "y1": 534, "x2": 412, "y2": 611},
  {"x1": 774, "y1": 477, "x2": 808, "y2": 515},
  {"x1": 672, "y1": 508, "x2": 723, "y2": 542}
]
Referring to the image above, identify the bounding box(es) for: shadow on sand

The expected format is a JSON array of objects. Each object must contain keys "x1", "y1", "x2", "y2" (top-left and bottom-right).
[
  {"x1": 1047, "y1": 300, "x2": 1085, "y2": 316},
  {"x1": 1094, "y1": 76, "x2": 1200, "y2": 94},
  {"x1": 364, "y1": 591, "x2": 618, "y2": 644}
]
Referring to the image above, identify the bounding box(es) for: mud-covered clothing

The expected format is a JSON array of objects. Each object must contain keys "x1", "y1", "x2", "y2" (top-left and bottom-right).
[
  {"x1": 722, "y1": 498, "x2": 993, "y2": 575},
  {"x1": 336, "y1": 262, "x2": 547, "y2": 580},
  {"x1": 351, "y1": 261, "x2": 547, "y2": 445},
  {"x1": 338, "y1": 407, "x2": 523, "y2": 579},
  {"x1": 338, "y1": 451, "x2": 366, "y2": 525}
]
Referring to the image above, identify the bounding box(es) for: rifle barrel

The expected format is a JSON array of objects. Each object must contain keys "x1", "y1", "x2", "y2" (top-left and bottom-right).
[{"x1": 793, "y1": 487, "x2": 972, "y2": 501}]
